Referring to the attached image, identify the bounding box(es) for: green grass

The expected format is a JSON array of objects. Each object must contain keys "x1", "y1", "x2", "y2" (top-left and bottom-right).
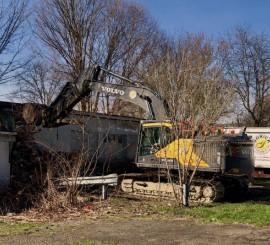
[
  {"x1": 0, "y1": 221, "x2": 43, "y2": 236},
  {"x1": 108, "y1": 195, "x2": 270, "y2": 227},
  {"x1": 254, "y1": 179, "x2": 270, "y2": 188},
  {"x1": 105, "y1": 196, "x2": 270, "y2": 227},
  {"x1": 155, "y1": 202, "x2": 270, "y2": 227}
]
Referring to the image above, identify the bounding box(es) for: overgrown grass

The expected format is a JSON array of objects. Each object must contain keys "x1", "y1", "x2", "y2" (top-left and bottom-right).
[
  {"x1": 154, "y1": 202, "x2": 270, "y2": 227},
  {"x1": 0, "y1": 221, "x2": 42, "y2": 236}
]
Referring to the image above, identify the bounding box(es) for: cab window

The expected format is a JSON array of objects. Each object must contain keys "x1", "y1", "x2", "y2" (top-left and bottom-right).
[{"x1": 139, "y1": 126, "x2": 172, "y2": 156}]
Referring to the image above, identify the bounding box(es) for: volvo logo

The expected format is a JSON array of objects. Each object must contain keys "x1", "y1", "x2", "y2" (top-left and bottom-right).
[
  {"x1": 101, "y1": 86, "x2": 125, "y2": 95},
  {"x1": 129, "y1": 90, "x2": 137, "y2": 99}
]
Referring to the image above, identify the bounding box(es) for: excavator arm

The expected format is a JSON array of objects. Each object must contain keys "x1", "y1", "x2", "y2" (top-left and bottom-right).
[{"x1": 42, "y1": 66, "x2": 168, "y2": 127}]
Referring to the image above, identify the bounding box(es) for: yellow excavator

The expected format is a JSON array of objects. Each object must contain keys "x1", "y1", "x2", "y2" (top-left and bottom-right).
[{"x1": 40, "y1": 65, "x2": 254, "y2": 203}]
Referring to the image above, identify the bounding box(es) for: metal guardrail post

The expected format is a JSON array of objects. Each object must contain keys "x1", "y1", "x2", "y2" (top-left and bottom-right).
[{"x1": 102, "y1": 184, "x2": 108, "y2": 200}]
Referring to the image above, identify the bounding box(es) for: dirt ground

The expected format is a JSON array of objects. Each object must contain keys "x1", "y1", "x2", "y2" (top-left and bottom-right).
[
  {"x1": 1, "y1": 217, "x2": 270, "y2": 245},
  {"x1": 1, "y1": 186, "x2": 270, "y2": 245}
]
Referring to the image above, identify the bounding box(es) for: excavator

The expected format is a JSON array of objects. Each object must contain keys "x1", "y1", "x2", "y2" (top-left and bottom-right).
[{"x1": 40, "y1": 65, "x2": 254, "y2": 203}]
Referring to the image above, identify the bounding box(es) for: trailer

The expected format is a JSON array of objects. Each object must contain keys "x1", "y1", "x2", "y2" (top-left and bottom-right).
[
  {"x1": 35, "y1": 111, "x2": 140, "y2": 173},
  {"x1": 225, "y1": 126, "x2": 270, "y2": 173},
  {"x1": 245, "y1": 127, "x2": 270, "y2": 172}
]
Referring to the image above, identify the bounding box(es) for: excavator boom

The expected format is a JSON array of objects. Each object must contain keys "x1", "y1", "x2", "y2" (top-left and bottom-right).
[{"x1": 43, "y1": 66, "x2": 168, "y2": 127}]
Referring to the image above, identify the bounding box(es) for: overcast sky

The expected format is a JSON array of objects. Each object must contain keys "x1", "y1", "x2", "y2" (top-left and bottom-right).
[{"x1": 132, "y1": 0, "x2": 270, "y2": 36}]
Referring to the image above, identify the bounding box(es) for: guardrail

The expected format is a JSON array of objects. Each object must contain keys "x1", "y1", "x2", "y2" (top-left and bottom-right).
[{"x1": 59, "y1": 173, "x2": 118, "y2": 199}]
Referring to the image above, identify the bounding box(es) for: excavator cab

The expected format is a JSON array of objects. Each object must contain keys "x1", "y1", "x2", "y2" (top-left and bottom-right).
[
  {"x1": 139, "y1": 122, "x2": 175, "y2": 156},
  {"x1": 137, "y1": 122, "x2": 178, "y2": 169}
]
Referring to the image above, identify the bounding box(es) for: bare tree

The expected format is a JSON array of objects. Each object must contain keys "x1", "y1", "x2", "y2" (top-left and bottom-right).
[
  {"x1": 11, "y1": 62, "x2": 64, "y2": 105},
  {"x1": 144, "y1": 33, "x2": 233, "y2": 124},
  {"x1": 96, "y1": 0, "x2": 159, "y2": 74},
  {"x1": 142, "y1": 33, "x2": 235, "y2": 205},
  {"x1": 0, "y1": 0, "x2": 29, "y2": 84},
  {"x1": 95, "y1": 0, "x2": 161, "y2": 113},
  {"x1": 237, "y1": 95, "x2": 270, "y2": 126},
  {"x1": 221, "y1": 26, "x2": 270, "y2": 126},
  {"x1": 35, "y1": 0, "x2": 105, "y2": 79},
  {"x1": 34, "y1": 0, "x2": 160, "y2": 112}
]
